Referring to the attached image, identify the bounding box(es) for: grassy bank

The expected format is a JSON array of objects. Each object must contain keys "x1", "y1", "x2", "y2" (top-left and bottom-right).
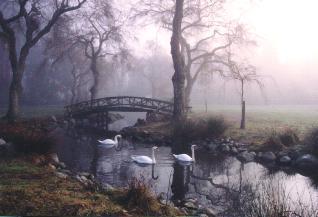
[
  {"x1": 0, "y1": 105, "x2": 64, "y2": 119},
  {"x1": 192, "y1": 105, "x2": 318, "y2": 145},
  {"x1": 0, "y1": 157, "x2": 179, "y2": 216},
  {"x1": 0, "y1": 158, "x2": 121, "y2": 216}
]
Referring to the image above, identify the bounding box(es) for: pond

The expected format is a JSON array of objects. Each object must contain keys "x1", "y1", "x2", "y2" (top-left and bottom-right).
[{"x1": 53, "y1": 126, "x2": 318, "y2": 216}]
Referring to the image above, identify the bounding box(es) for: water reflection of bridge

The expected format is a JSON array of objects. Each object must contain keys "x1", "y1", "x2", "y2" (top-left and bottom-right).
[{"x1": 64, "y1": 96, "x2": 174, "y2": 130}]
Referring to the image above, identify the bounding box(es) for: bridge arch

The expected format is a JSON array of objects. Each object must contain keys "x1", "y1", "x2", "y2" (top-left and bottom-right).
[{"x1": 64, "y1": 96, "x2": 175, "y2": 130}]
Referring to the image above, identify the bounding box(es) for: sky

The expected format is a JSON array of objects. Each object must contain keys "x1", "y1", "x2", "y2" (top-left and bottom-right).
[{"x1": 245, "y1": 0, "x2": 318, "y2": 64}]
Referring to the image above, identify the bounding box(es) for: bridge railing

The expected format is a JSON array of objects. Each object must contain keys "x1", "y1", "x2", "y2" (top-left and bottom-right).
[{"x1": 65, "y1": 96, "x2": 174, "y2": 118}]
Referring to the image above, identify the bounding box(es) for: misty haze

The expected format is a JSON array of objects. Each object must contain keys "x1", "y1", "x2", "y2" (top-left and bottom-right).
[{"x1": 0, "y1": 0, "x2": 318, "y2": 216}]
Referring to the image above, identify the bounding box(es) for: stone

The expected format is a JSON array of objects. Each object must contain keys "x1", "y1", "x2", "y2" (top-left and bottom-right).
[
  {"x1": 259, "y1": 151, "x2": 276, "y2": 163},
  {"x1": 48, "y1": 153, "x2": 59, "y2": 164},
  {"x1": 48, "y1": 164, "x2": 56, "y2": 170},
  {"x1": 186, "y1": 198, "x2": 197, "y2": 203},
  {"x1": 237, "y1": 147, "x2": 248, "y2": 153},
  {"x1": 57, "y1": 162, "x2": 66, "y2": 169},
  {"x1": 79, "y1": 172, "x2": 90, "y2": 177},
  {"x1": 205, "y1": 207, "x2": 217, "y2": 216},
  {"x1": 160, "y1": 199, "x2": 174, "y2": 206},
  {"x1": 59, "y1": 169, "x2": 72, "y2": 175},
  {"x1": 0, "y1": 138, "x2": 6, "y2": 145},
  {"x1": 63, "y1": 120, "x2": 68, "y2": 126},
  {"x1": 231, "y1": 147, "x2": 238, "y2": 154},
  {"x1": 207, "y1": 143, "x2": 217, "y2": 152},
  {"x1": 88, "y1": 174, "x2": 95, "y2": 180},
  {"x1": 51, "y1": 115, "x2": 57, "y2": 122},
  {"x1": 102, "y1": 183, "x2": 114, "y2": 191},
  {"x1": 181, "y1": 207, "x2": 189, "y2": 215},
  {"x1": 75, "y1": 175, "x2": 83, "y2": 182},
  {"x1": 184, "y1": 201, "x2": 197, "y2": 209},
  {"x1": 289, "y1": 149, "x2": 303, "y2": 160},
  {"x1": 70, "y1": 119, "x2": 76, "y2": 125},
  {"x1": 295, "y1": 154, "x2": 318, "y2": 170},
  {"x1": 279, "y1": 156, "x2": 291, "y2": 165},
  {"x1": 237, "y1": 151, "x2": 255, "y2": 162},
  {"x1": 221, "y1": 144, "x2": 230, "y2": 153},
  {"x1": 199, "y1": 214, "x2": 208, "y2": 217},
  {"x1": 55, "y1": 172, "x2": 68, "y2": 179},
  {"x1": 80, "y1": 175, "x2": 88, "y2": 182},
  {"x1": 87, "y1": 180, "x2": 94, "y2": 185}
]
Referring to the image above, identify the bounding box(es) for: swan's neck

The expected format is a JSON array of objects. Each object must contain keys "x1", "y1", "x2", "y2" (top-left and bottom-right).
[
  {"x1": 191, "y1": 147, "x2": 195, "y2": 162},
  {"x1": 114, "y1": 136, "x2": 119, "y2": 147},
  {"x1": 114, "y1": 136, "x2": 119, "y2": 144},
  {"x1": 152, "y1": 149, "x2": 156, "y2": 164}
]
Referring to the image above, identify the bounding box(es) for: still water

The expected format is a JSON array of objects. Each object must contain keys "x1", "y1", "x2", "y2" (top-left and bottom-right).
[{"x1": 53, "y1": 126, "x2": 318, "y2": 216}]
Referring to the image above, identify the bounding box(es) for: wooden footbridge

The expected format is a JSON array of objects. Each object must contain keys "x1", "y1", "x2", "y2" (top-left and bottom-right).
[{"x1": 64, "y1": 96, "x2": 174, "y2": 130}]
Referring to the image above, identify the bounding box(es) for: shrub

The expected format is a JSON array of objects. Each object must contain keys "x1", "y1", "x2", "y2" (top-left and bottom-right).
[
  {"x1": 242, "y1": 180, "x2": 317, "y2": 217},
  {"x1": 173, "y1": 116, "x2": 228, "y2": 142},
  {"x1": 304, "y1": 128, "x2": 318, "y2": 156},
  {"x1": 206, "y1": 116, "x2": 228, "y2": 138},
  {"x1": 0, "y1": 119, "x2": 55, "y2": 154},
  {"x1": 225, "y1": 178, "x2": 317, "y2": 217},
  {"x1": 279, "y1": 128, "x2": 300, "y2": 147},
  {"x1": 124, "y1": 177, "x2": 159, "y2": 215},
  {"x1": 259, "y1": 129, "x2": 299, "y2": 152}
]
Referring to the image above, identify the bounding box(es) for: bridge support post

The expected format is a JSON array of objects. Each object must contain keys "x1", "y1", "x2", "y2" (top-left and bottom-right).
[
  {"x1": 146, "y1": 111, "x2": 153, "y2": 121},
  {"x1": 96, "y1": 111, "x2": 109, "y2": 131},
  {"x1": 104, "y1": 111, "x2": 109, "y2": 131}
]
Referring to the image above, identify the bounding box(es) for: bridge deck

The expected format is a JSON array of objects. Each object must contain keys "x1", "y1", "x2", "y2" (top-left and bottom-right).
[{"x1": 65, "y1": 96, "x2": 174, "y2": 118}]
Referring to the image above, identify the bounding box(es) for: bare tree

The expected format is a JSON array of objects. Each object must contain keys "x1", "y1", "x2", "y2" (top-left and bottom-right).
[
  {"x1": 134, "y1": 41, "x2": 173, "y2": 99},
  {"x1": 217, "y1": 52, "x2": 264, "y2": 129},
  {"x1": 75, "y1": 0, "x2": 125, "y2": 100},
  {"x1": 133, "y1": 0, "x2": 251, "y2": 107},
  {"x1": 0, "y1": 0, "x2": 86, "y2": 121},
  {"x1": 67, "y1": 52, "x2": 90, "y2": 104}
]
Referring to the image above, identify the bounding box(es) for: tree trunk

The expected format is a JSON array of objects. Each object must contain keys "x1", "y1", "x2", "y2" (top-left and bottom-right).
[
  {"x1": 240, "y1": 80, "x2": 245, "y2": 129},
  {"x1": 5, "y1": 44, "x2": 26, "y2": 122},
  {"x1": 90, "y1": 57, "x2": 99, "y2": 100},
  {"x1": 185, "y1": 80, "x2": 194, "y2": 108},
  {"x1": 6, "y1": 69, "x2": 23, "y2": 121},
  {"x1": 171, "y1": 0, "x2": 186, "y2": 121},
  {"x1": 70, "y1": 66, "x2": 77, "y2": 104},
  {"x1": 240, "y1": 100, "x2": 246, "y2": 129}
]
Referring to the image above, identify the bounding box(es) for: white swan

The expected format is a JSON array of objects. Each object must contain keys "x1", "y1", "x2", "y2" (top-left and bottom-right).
[
  {"x1": 173, "y1": 144, "x2": 197, "y2": 162},
  {"x1": 131, "y1": 146, "x2": 158, "y2": 164},
  {"x1": 98, "y1": 135, "x2": 121, "y2": 148}
]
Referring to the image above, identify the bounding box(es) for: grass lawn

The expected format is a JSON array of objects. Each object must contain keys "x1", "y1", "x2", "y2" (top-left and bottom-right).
[{"x1": 192, "y1": 105, "x2": 318, "y2": 144}]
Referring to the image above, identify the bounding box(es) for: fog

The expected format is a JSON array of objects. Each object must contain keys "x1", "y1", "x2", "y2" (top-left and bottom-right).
[{"x1": 1, "y1": 0, "x2": 318, "y2": 108}]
